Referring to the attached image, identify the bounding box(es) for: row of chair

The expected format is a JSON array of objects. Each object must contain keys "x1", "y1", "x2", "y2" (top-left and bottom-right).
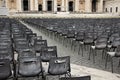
[
  {"x1": 23, "y1": 18, "x2": 120, "y2": 73},
  {"x1": 0, "y1": 18, "x2": 71, "y2": 80}
]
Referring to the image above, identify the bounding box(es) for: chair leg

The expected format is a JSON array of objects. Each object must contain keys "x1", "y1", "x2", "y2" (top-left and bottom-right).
[
  {"x1": 118, "y1": 59, "x2": 120, "y2": 67},
  {"x1": 111, "y1": 57, "x2": 114, "y2": 73},
  {"x1": 102, "y1": 49, "x2": 105, "y2": 59},
  {"x1": 93, "y1": 50, "x2": 96, "y2": 63},
  {"x1": 73, "y1": 41, "x2": 76, "y2": 52},
  {"x1": 63, "y1": 37, "x2": 65, "y2": 46},
  {"x1": 81, "y1": 44, "x2": 84, "y2": 57},
  {"x1": 78, "y1": 42, "x2": 80, "y2": 55},
  {"x1": 105, "y1": 54, "x2": 108, "y2": 69},
  {"x1": 65, "y1": 38, "x2": 68, "y2": 47},
  {"x1": 88, "y1": 47, "x2": 92, "y2": 60},
  {"x1": 71, "y1": 40, "x2": 74, "y2": 50},
  {"x1": 67, "y1": 72, "x2": 71, "y2": 77}
]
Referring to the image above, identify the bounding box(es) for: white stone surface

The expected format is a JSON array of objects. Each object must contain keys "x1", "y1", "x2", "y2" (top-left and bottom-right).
[
  {"x1": 10, "y1": 13, "x2": 120, "y2": 18},
  {"x1": 0, "y1": 7, "x2": 9, "y2": 15},
  {"x1": 104, "y1": 0, "x2": 120, "y2": 13}
]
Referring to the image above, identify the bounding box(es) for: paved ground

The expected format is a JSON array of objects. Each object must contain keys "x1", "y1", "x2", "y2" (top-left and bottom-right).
[{"x1": 21, "y1": 21, "x2": 120, "y2": 80}]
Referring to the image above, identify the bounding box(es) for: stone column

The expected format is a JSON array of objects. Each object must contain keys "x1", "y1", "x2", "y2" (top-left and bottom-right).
[
  {"x1": 54, "y1": 0, "x2": 57, "y2": 12},
  {"x1": 43, "y1": 0, "x2": 46, "y2": 11},
  {"x1": 61, "y1": 0, "x2": 65, "y2": 11},
  {"x1": 98, "y1": 0, "x2": 103, "y2": 12},
  {"x1": 75, "y1": 0, "x2": 79, "y2": 12},
  {"x1": 30, "y1": 0, "x2": 34, "y2": 11},
  {"x1": 17, "y1": 0, "x2": 22, "y2": 12},
  {"x1": 5, "y1": 0, "x2": 8, "y2": 8},
  {"x1": 35, "y1": 0, "x2": 38, "y2": 11},
  {"x1": 66, "y1": 0, "x2": 68, "y2": 12},
  {"x1": 85, "y1": 0, "x2": 92, "y2": 12}
]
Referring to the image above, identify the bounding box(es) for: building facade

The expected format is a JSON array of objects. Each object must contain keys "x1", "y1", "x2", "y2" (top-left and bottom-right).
[{"x1": 0, "y1": 0, "x2": 119, "y2": 13}]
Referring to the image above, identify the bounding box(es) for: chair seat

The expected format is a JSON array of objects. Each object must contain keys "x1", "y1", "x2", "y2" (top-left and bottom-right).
[
  {"x1": 84, "y1": 39, "x2": 93, "y2": 44},
  {"x1": 95, "y1": 44, "x2": 106, "y2": 49},
  {"x1": 41, "y1": 52, "x2": 57, "y2": 62},
  {"x1": 91, "y1": 46, "x2": 95, "y2": 49},
  {"x1": 107, "y1": 52, "x2": 116, "y2": 57}
]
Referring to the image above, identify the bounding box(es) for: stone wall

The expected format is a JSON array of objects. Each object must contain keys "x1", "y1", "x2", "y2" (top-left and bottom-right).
[
  {"x1": 3, "y1": 0, "x2": 120, "y2": 14},
  {"x1": 104, "y1": 0, "x2": 120, "y2": 13}
]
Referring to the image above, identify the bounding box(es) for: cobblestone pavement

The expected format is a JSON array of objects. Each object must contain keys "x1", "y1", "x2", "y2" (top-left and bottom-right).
[{"x1": 20, "y1": 21, "x2": 120, "y2": 80}]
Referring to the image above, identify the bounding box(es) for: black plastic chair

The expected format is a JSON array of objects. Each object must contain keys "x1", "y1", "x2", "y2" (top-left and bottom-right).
[
  {"x1": 40, "y1": 46, "x2": 57, "y2": 62},
  {"x1": 105, "y1": 45, "x2": 120, "y2": 73},
  {"x1": 30, "y1": 36, "x2": 43, "y2": 46},
  {"x1": 34, "y1": 40, "x2": 47, "y2": 53},
  {"x1": 89, "y1": 37, "x2": 107, "y2": 63},
  {"x1": 48, "y1": 56, "x2": 71, "y2": 77},
  {"x1": 16, "y1": 56, "x2": 44, "y2": 80}
]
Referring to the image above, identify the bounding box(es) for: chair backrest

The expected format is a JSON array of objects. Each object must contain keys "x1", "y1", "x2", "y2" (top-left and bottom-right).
[
  {"x1": 30, "y1": 36, "x2": 42, "y2": 46},
  {"x1": 27, "y1": 33, "x2": 37, "y2": 41},
  {"x1": 111, "y1": 39, "x2": 120, "y2": 48},
  {"x1": 34, "y1": 40, "x2": 47, "y2": 51},
  {"x1": 0, "y1": 52, "x2": 12, "y2": 61},
  {"x1": 18, "y1": 49, "x2": 36, "y2": 58},
  {"x1": 36, "y1": 36, "x2": 42, "y2": 40},
  {"x1": 40, "y1": 46, "x2": 57, "y2": 62},
  {"x1": 18, "y1": 57, "x2": 42, "y2": 77},
  {"x1": 14, "y1": 41, "x2": 30, "y2": 53},
  {"x1": 13, "y1": 34, "x2": 24, "y2": 39},
  {"x1": 48, "y1": 56, "x2": 70, "y2": 75},
  {"x1": 0, "y1": 59, "x2": 12, "y2": 79}
]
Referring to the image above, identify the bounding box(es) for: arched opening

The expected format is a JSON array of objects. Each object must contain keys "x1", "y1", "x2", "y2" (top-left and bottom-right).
[
  {"x1": 103, "y1": 1, "x2": 105, "y2": 12},
  {"x1": 38, "y1": 4, "x2": 42, "y2": 11},
  {"x1": 57, "y1": 5, "x2": 61, "y2": 12},
  {"x1": 23, "y1": 0, "x2": 29, "y2": 11},
  {"x1": 47, "y1": 1, "x2": 52, "y2": 11},
  {"x1": 92, "y1": 0, "x2": 97, "y2": 12},
  {"x1": 68, "y1": 1, "x2": 74, "y2": 12}
]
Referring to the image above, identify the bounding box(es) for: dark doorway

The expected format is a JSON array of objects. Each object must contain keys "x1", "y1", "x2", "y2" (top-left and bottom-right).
[
  {"x1": 47, "y1": 1, "x2": 52, "y2": 11},
  {"x1": 23, "y1": 0, "x2": 29, "y2": 11},
  {"x1": 92, "y1": 0, "x2": 97, "y2": 12},
  {"x1": 69, "y1": 1, "x2": 74, "y2": 12},
  {"x1": 57, "y1": 5, "x2": 61, "y2": 11},
  {"x1": 38, "y1": 4, "x2": 42, "y2": 11},
  {"x1": 57, "y1": 8, "x2": 61, "y2": 11}
]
